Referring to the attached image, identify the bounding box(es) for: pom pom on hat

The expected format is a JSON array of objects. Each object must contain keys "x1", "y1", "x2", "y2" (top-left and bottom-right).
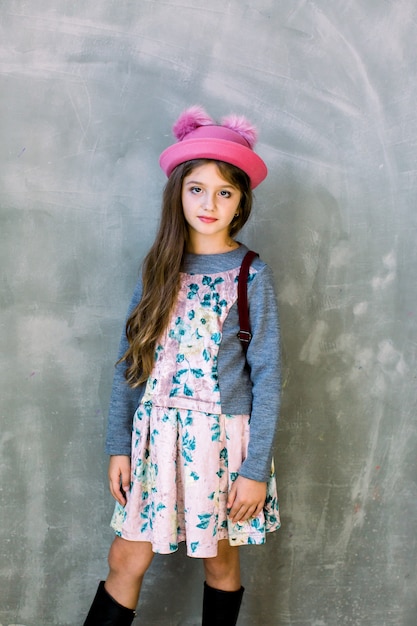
[
  {"x1": 173, "y1": 106, "x2": 215, "y2": 141},
  {"x1": 172, "y1": 106, "x2": 259, "y2": 148},
  {"x1": 221, "y1": 114, "x2": 258, "y2": 149},
  {"x1": 159, "y1": 105, "x2": 268, "y2": 188}
]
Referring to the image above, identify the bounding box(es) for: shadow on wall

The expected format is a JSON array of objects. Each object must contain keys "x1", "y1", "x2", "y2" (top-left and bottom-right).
[{"x1": 244, "y1": 180, "x2": 375, "y2": 622}]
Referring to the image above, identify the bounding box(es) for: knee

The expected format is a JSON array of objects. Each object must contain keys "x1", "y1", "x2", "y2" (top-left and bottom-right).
[
  {"x1": 108, "y1": 537, "x2": 153, "y2": 580},
  {"x1": 204, "y1": 547, "x2": 240, "y2": 585},
  {"x1": 204, "y1": 559, "x2": 226, "y2": 584},
  {"x1": 204, "y1": 558, "x2": 230, "y2": 582}
]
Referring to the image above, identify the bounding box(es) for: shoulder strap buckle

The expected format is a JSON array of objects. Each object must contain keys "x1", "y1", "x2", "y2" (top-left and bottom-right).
[{"x1": 237, "y1": 329, "x2": 252, "y2": 343}]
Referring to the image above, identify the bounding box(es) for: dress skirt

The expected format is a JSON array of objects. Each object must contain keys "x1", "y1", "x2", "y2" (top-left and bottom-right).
[{"x1": 111, "y1": 396, "x2": 280, "y2": 558}]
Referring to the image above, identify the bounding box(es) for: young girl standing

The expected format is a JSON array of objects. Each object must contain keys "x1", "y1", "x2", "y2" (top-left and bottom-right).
[{"x1": 83, "y1": 106, "x2": 281, "y2": 625}]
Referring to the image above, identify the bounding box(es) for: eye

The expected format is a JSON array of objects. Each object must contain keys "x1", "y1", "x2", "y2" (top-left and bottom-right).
[
  {"x1": 219, "y1": 190, "x2": 232, "y2": 198},
  {"x1": 190, "y1": 186, "x2": 202, "y2": 194}
]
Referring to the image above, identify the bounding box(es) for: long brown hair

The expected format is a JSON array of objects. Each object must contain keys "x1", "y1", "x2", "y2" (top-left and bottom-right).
[{"x1": 121, "y1": 159, "x2": 253, "y2": 387}]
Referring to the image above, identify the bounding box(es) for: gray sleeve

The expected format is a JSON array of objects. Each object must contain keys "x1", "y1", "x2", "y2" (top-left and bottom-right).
[
  {"x1": 104, "y1": 278, "x2": 146, "y2": 456},
  {"x1": 238, "y1": 264, "x2": 281, "y2": 482}
]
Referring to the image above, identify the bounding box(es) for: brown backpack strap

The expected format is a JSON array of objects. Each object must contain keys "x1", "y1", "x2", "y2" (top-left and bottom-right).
[{"x1": 237, "y1": 250, "x2": 259, "y2": 354}]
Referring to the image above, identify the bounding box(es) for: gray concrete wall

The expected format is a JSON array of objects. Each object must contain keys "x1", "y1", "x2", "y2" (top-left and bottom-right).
[{"x1": 1, "y1": 1, "x2": 416, "y2": 625}]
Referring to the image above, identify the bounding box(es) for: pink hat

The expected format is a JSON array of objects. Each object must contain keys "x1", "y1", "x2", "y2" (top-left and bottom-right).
[{"x1": 159, "y1": 105, "x2": 268, "y2": 189}]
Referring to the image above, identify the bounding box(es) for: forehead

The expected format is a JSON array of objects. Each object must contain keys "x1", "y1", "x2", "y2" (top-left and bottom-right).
[{"x1": 183, "y1": 162, "x2": 236, "y2": 186}]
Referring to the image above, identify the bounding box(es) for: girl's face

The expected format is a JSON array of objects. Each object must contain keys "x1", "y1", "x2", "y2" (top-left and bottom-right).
[{"x1": 181, "y1": 162, "x2": 242, "y2": 253}]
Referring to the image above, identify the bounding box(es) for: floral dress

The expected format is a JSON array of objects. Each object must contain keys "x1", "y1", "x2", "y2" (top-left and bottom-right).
[{"x1": 111, "y1": 267, "x2": 280, "y2": 558}]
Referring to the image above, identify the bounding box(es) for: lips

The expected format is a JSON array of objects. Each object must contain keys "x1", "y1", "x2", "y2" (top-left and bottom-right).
[{"x1": 198, "y1": 216, "x2": 218, "y2": 223}]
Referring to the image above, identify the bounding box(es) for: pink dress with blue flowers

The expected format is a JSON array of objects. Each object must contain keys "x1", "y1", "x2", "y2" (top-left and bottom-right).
[{"x1": 111, "y1": 267, "x2": 280, "y2": 557}]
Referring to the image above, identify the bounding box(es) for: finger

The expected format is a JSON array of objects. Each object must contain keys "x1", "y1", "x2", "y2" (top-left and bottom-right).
[
  {"x1": 240, "y1": 505, "x2": 258, "y2": 522},
  {"x1": 109, "y1": 478, "x2": 125, "y2": 506},
  {"x1": 229, "y1": 505, "x2": 244, "y2": 523},
  {"x1": 232, "y1": 504, "x2": 258, "y2": 523},
  {"x1": 121, "y1": 467, "x2": 131, "y2": 495},
  {"x1": 227, "y1": 482, "x2": 237, "y2": 509},
  {"x1": 254, "y1": 501, "x2": 264, "y2": 517},
  {"x1": 229, "y1": 500, "x2": 249, "y2": 523},
  {"x1": 109, "y1": 471, "x2": 127, "y2": 506},
  {"x1": 228, "y1": 495, "x2": 242, "y2": 519}
]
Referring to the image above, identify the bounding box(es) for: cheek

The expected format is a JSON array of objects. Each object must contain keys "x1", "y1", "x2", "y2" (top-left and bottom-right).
[
  {"x1": 181, "y1": 193, "x2": 192, "y2": 214},
  {"x1": 181, "y1": 190, "x2": 187, "y2": 208},
  {"x1": 229, "y1": 199, "x2": 241, "y2": 217},
  {"x1": 181, "y1": 200, "x2": 196, "y2": 227}
]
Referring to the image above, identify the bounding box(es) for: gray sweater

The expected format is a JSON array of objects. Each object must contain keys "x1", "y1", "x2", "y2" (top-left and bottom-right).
[{"x1": 105, "y1": 244, "x2": 281, "y2": 482}]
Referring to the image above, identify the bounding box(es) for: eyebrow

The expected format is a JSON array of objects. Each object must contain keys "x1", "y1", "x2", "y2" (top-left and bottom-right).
[{"x1": 184, "y1": 180, "x2": 236, "y2": 189}]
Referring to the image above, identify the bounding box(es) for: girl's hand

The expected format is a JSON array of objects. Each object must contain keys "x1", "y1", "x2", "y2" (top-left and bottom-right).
[
  {"x1": 108, "y1": 455, "x2": 131, "y2": 506},
  {"x1": 227, "y1": 476, "x2": 267, "y2": 524}
]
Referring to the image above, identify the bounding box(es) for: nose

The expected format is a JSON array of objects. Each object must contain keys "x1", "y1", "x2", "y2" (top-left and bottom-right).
[{"x1": 202, "y1": 193, "x2": 216, "y2": 211}]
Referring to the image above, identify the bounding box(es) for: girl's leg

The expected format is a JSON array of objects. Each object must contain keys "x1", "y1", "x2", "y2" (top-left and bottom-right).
[
  {"x1": 203, "y1": 538, "x2": 241, "y2": 591},
  {"x1": 83, "y1": 538, "x2": 154, "y2": 625},
  {"x1": 202, "y1": 540, "x2": 244, "y2": 625},
  {"x1": 105, "y1": 536, "x2": 155, "y2": 609}
]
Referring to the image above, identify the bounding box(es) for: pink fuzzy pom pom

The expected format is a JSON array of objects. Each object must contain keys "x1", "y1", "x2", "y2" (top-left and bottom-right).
[
  {"x1": 221, "y1": 114, "x2": 258, "y2": 148},
  {"x1": 173, "y1": 105, "x2": 215, "y2": 141}
]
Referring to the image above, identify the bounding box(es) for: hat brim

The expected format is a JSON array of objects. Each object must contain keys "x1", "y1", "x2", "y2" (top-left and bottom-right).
[{"x1": 159, "y1": 138, "x2": 267, "y2": 189}]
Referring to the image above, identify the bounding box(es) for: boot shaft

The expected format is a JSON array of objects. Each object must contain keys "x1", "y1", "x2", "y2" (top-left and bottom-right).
[
  {"x1": 83, "y1": 581, "x2": 136, "y2": 626},
  {"x1": 202, "y1": 581, "x2": 244, "y2": 626}
]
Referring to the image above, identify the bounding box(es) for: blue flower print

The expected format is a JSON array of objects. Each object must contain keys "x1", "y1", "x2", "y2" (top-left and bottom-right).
[
  {"x1": 211, "y1": 420, "x2": 220, "y2": 441},
  {"x1": 143, "y1": 400, "x2": 153, "y2": 417},
  {"x1": 172, "y1": 368, "x2": 188, "y2": 385},
  {"x1": 193, "y1": 276, "x2": 227, "y2": 315},
  {"x1": 219, "y1": 448, "x2": 228, "y2": 466},
  {"x1": 187, "y1": 283, "x2": 199, "y2": 299},
  {"x1": 202, "y1": 293, "x2": 211, "y2": 308},
  {"x1": 211, "y1": 332, "x2": 221, "y2": 345},
  {"x1": 196, "y1": 513, "x2": 211, "y2": 530},
  {"x1": 168, "y1": 317, "x2": 188, "y2": 342},
  {"x1": 182, "y1": 431, "x2": 196, "y2": 463},
  {"x1": 154, "y1": 345, "x2": 164, "y2": 361}
]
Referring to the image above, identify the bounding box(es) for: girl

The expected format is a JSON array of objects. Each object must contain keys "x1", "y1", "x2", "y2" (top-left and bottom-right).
[{"x1": 83, "y1": 106, "x2": 281, "y2": 625}]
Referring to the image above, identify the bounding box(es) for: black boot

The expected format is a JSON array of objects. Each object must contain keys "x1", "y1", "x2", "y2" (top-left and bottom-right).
[
  {"x1": 202, "y1": 581, "x2": 244, "y2": 625},
  {"x1": 83, "y1": 580, "x2": 136, "y2": 625}
]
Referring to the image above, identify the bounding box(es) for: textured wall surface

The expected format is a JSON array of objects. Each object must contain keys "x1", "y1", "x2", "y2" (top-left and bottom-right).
[{"x1": 1, "y1": 1, "x2": 416, "y2": 625}]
